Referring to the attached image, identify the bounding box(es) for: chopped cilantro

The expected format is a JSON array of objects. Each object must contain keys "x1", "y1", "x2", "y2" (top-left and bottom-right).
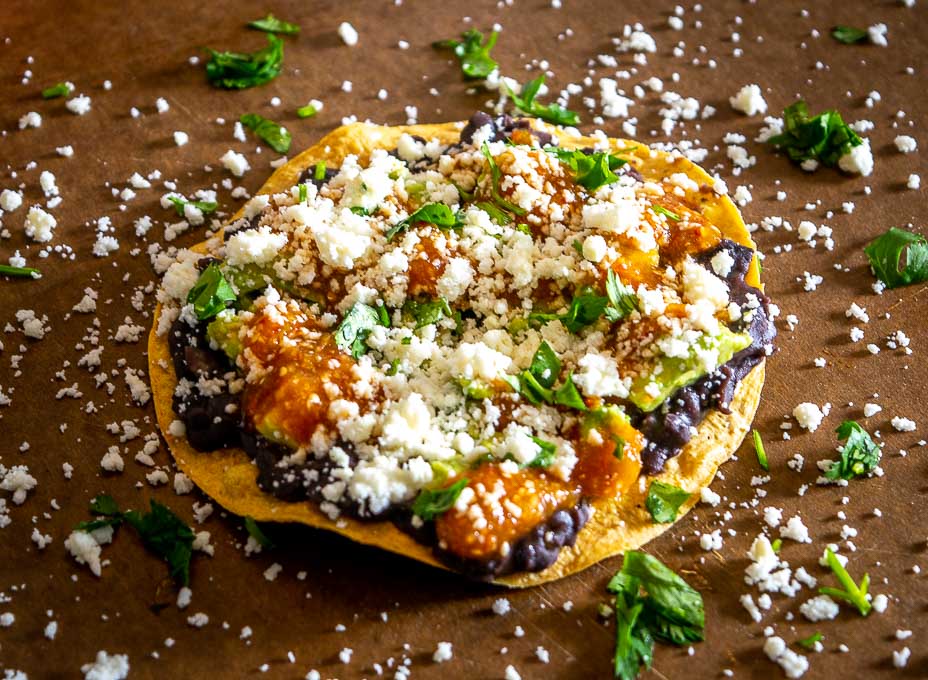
[
  {"x1": 187, "y1": 263, "x2": 236, "y2": 320},
  {"x1": 411, "y1": 478, "x2": 469, "y2": 520},
  {"x1": 76, "y1": 495, "x2": 195, "y2": 586},
  {"x1": 557, "y1": 289, "x2": 610, "y2": 333},
  {"x1": 167, "y1": 196, "x2": 218, "y2": 218},
  {"x1": 527, "y1": 436, "x2": 557, "y2": 468},
  {"x1": 752, "y1": 429, "x2": 769, "y2": 471},
  {"x1": 506, "y1": 341, "x2": 588, "y2": 411},
  {"x1": 547, "y1": 147, "x2": 626, "y2": 192},
  {"x1": 205, "y1": 34, "x2": 284, "y2": 90},
  {"x1": 771, "y1": 538, "x2": 783, "y2": 553},
  {"x1": 432, "y1": 29, "x2": 498, "y2": 80},
  {"x1": 41, "y1": 82, "x2": 72, "y2": 99},
  {"x1": 313, "y1": 161, "x2": 326, "y2": 181},
  {"x1": 350, "y1": 206, "x2": 372, "y2": 216},
  {"x1": 797, "y1": 632, "x2": 823, "y2": 649},
  {"x1": 604, "y1": 270, "x2": 639, "y2": 322},
  {"x1": 480, "y1": 143, "x2": 528, "y2": 217},
  {"x1": 825, "y1": 421, "x2": 880, "y2": 480},
  {"x1": 298, "y1": 183, "x2": 308, "y2": 203},
  {"x1": 863, "y1": 227, "x2": 928, "y2": 289},
  {"x1": 506, "y1": 75, "x2": 580, "y2": 126},
  {"x1": 248, "y1": 13, "x2": 300, "y2": 35},
  {"x1": 403, "y1": 297, "x2": 454, "y2": 329},
  {"x1": 819, "y1": 548, "x2": 871, "y2": 616},
  {"x1": 244, "y1": 516, "x2": 274, "y2": 548},
  {"x1": 652, "y1": 205, "x2": 681, "y2": 221},
  {"x1": 474, "y1": 200, "x2": 511, "y2": 225},
  {"x1": 532, "y1": 272, "x2": 636, "y2": 333},
  {"x1": 297, "y1": 103, "x2": 319, "y2": 118},
  {"x1": 608, "y1": 551, "x2": 705, "y2": 680},
  {"x1": 334, "y1": 302, "x2": 388, "y2": 358},
  {"x1": 553, "y1": 373, "x2": 587, "y2": 411},
  {"x1": 0, "y1": 264, "x2": 41, "y2": 279},
  {"x1": 529, "y1": 340, "x2": 560, "y2": 388},
  {"x1": 386, "y1": 203, "x2": 460, "y2": 241},
  {"x1": 831, "y1": 26, "x2": 868, "y2": 44},
  {"x1": 767, "y1": 100, "x2": 862, "y2": 168},
  {"x1": 240, "y1": 113, "x2": 291, "y2": 153},
  {"x1": 645, "y1": 482, "x2": 691, "y2": 524}
]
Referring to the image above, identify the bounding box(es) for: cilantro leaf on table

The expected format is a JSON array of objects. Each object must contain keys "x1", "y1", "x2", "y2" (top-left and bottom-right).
[
  {"x1": 335, "y1": 302, "x2": 389, "y2": 359},
  {"x1": 386, "y1": 203, "x2": 461, "y2": 241},
  {"x1": 645, "y1": 481, "x2": 691, "y2": 523},
  {"x1": 766, "y1": 100, "x2": 862, "y2": 168},
  {"x1": 75, "y1": 495, "x2": 195, "y2": 586},
  {"x1": 411, "y1": 478, "x2": 470, "y2": 520},
  {"x1": 41, "y1": 82, "x2": 72, "y2": 99},
  {"x1": 297, "y1": 102, "x2": 319, "y2": 118},
  {"x1": 752, "y1": 429, "x2": 769, "y2": 471},
  {"x1": 506, "y1": 75, "x2": 580, "y2": 126},
  {"x1": 825, "y1": 420, "x2": 880, "y2": 480},
  {"x1": 187, "y1": 263, "x2": 236, "y2": 320},
  {"x1": 608, "y1": 551, "x2": 705, "y2": 679},
  {"x1": 248, "y1": 13, "x2": 300, "y2": 35},
  {"x1": 546, "y1": 147, "x2": 627, "y2": 192},
  {"x1": 433, "y1": 29, "x2": 499, "y2": 80},
  {"x1": 863, "y1": 227, "x2": 928, "y2": 289},
  {"x1": 240, "y1": 113, "x2": 291, "y2": 153},
  {"x1": 831, "y1": 26, "x2": 868, "y2": 44},
  {"x1": 0, "y1": 264, "x2": 41, "y2": 279},
  {"x1": 244, "y1": 516, "x2": 275, "y2": 548},
  {"x1": 798, "y1": 632, "x2": 823, "y2": 649},
  {"x1": 819, "y1": 548, "x2": 872, "y2": 616},
  {"x1": 167, "y1": 196, "x2": 218, "y2": 218},
  {"x1": 205, "y1": 34, "x2": 284, "y2": 89}
]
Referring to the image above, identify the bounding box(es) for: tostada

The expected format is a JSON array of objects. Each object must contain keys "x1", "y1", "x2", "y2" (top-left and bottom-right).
[{"x1": 149, "y1": 113, "x2": 775, "y2": 586}]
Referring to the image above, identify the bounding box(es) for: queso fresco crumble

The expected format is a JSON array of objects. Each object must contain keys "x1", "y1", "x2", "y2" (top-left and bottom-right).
[{"x1": 158, "y1": 113, "x2": 774, "y2": 574}]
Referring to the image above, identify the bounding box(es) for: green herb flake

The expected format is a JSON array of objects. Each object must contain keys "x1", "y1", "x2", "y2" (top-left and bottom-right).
[
  {"x1": 798, "y1": 632, "x2": 823, "y2": 649},
  {"x1": 386, "y1": 203, "x2": 460, "y2": 241},
  {"x1": 433, "y1": 29, "x2": 499, "y2": 80},
  {"x1": 403, "y1": 297, "x2": 453, "y2": 329},
  {"x1": 248, "y1": 13, "x2": 300, "y2": 35},
  {"x1": 298, "y1": 183, "x2": 308, "y2": 203},
  {"x1": 752, "y1": 429, "x2": 769, "y2": 471},
  {"x1": 525, "y1": 436, "x2": 557, "y2": 468},
  {"x1": 771, "y1": 538, "x2": 783, "y2": 553},
  {"x1": 205, "y1": 34, "x2": 284, "y2": 90},
  {"x1": 244, "y1": 516, "x2": 275, "y2": 548},
  {"x1": 0, "y1": 264, "x2": 41, "y2": 279},
  {"x1": 767, "y1": 100, "x2": 862, "y2": 169},
  {"x1": 41, "y1": 82, "x2": 72, "y2": 99},
  {"x1": 608, "y1": 551, "x2": 705, "y2": 680},
  {"x1": 553, "y1": 373, "x2": 587, "y2": 411},
  {"x1": 297, "y1": 103, "x2": 319, "y2": 119},
  {"x1": 863, "y1": 227, "x2": 928, "y2": 289},
  {"x1": 831, "y1": 26, "x2": 868, "y2": 44},
  {"x1": 313, "y1": 161, "x2": 326, "y2": 181},
  {"x1": 240, "y1": 113, "x2": 291, "y2": 154},
  {"x1": 547, "y1": 147, "x2": 627, "y2": 192},
  {"x1": 825, "y1": 421, "x2": 880, "y2": 481},
  {"x1": 411, "y1": 478, "x2": 470, "y2": 520},
  {"x1": 819, "y1": 548, "x2": 872, "y2": 616},
  {"x1": 480, "y1": 143, "x2": 528, "y2": 218},
  {"x1": 187, "y1": 263, "x2": 236, "y2": 321},
  {"x1": 167, "y1": 196, "x2": 218, "y2": 218},
  {"x1": 604, "y1": 270, "x2": 638, "y2": 322},
  {"x1": 645, "y1": 481, "x2": 691, "y2": 524},
  {"x1": 506, "y1": 75, "x2": 580, "y2": 126},
  {"x1": 652, "y1": 205, "x2": 681, "y2": 221},
  {"x1": 334, "y1": 302, "x2": 388, "y2": 359}
]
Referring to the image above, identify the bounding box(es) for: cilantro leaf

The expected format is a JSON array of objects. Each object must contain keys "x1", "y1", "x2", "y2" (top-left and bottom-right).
[
  {"x1": 831, "y1": 26, "x2": 868, "y2": 44},
  {"x1": 474, "y1": 200, "x2": 512, "y2": 225},
  {"x1": 529, "y1": 340, "x2": 561, "y2": 388},
  {"x1": 767, "y1": 100, "x2": 862, "y2": 168},
  {"x1": 205, "y1": 34, "x2": 284, "y2": 90},
  {"x1": 863, "y1": 227, "x2": 928, "y2": 289},
  {"x1": 819, "y1": 548, "x2": 871, "y2": 616},
  {"x1": 752, "y1": 429, "x2": 769, "y2": 471},
  {"x1": 797, "y1": 632, "x2": 823, "y2": 649},
  {"x1": 559, "y1": 290, "x2": 610, "y2": 333},
  {"x1": 298, "y1": 183, "x2": 308, "y2": 203},
  {"x1": 403, "y1": 297, "x2": 454, "y2": 329},
  {"x1": 41, "y1": 82, "x2": 72, "y2": 99},
  {"x1": 553, "y1": 373, "x2": 587, "y2": 410},
  {"x1": 123, "y1": 500, "x2": 195, "y2": 587},
  {"x1": 608, "y1": 551, "x2": 705, "y2": 679},
  {"x1": 313, "y1": 161, "x2": 326, "y2": 181},
  {"x1": 825, "y1": 421, "x2": 880, "y2": 480},
  {"x1": 187, "y1": 263, "x2": 236, "y2": 320},
  {"x1": 244, "y1": 516, "x2": 275, "y2": 548},
  {"x1": 547, "y1": 147, "x2": 626, "y2": 192},
  {"x1": 240, "y1": 113, "x2": 292, "y2": 154},
  {"x1": 604, "y1": 270, "x2": 638, "y2": 321},
  {"x1": 334, "y1": 302, "x2": 388, "y2": 359},
  {"x1": 248, "y1": 13, "x2": 300, "y2": 35},
  {"x1": 480, "y1": 143, "x2": 528, "y2": 218},
  {"x1": 526, "y1": 436, "x2": 557, "y2": 468},
  {"x1": 76, "y1": 494, "x2": 124, "y2": 532},
  {"x1": 652, "y1": 205, "x2": 681, "y2": 221},
  {"x1": 0, "y1": 264, "x2": 41, "y2": 279},
  {"x1": 297, "y1": 103, "x2": 319, "y2": 119},
  {"x1": 167, "y1": 196, "x2": 218, "y2": 218},
  {"x1": 506, "y1": 75, "x2": 580, "y2": 126},
  {"x1": 411, "y1": 478, "x2": 469, "y2": 520},
  {"x1": 387, "y1": 203, "x2": 460, "y2": 242},
  {"x1": 433, "y1": 29, "x2": 498, "y2": 79},
  {"x1": 507, "y1": 342, "x2": 588, "y2": 411},
  {"x1": 645, "y1": 481, "x2": 691, "y2": 524}
]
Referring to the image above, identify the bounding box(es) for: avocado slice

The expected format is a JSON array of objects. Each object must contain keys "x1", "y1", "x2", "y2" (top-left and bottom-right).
[
  {"x1": 206, "y1": 311, "x2": 243, "y2": 361},
  {"x1": 628, "y1": 326, "x2": 752, "y2": 412}
]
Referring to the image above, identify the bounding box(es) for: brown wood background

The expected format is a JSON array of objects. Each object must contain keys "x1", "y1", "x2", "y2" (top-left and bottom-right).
[{"x1": 0, "y1": 0, "x2": 925, "y2": 677}]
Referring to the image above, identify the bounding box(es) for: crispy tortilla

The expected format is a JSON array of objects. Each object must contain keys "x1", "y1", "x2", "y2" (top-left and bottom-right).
[{"x1": 149, "y1": 120, "x2": 766, "y2": 587}]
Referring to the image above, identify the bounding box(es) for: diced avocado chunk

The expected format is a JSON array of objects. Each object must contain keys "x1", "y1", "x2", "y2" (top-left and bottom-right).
[
  {"x1": 206, "y1": 311, "x2": 243, "y2": 360},
  {"x1": 628, "y1": 327, "x2": 752, "y2": 412}
]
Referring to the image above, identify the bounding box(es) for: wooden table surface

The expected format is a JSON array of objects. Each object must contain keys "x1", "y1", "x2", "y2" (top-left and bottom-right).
[{"x1": 0, "y1": 0, "x2": 925, "y2": 678}]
